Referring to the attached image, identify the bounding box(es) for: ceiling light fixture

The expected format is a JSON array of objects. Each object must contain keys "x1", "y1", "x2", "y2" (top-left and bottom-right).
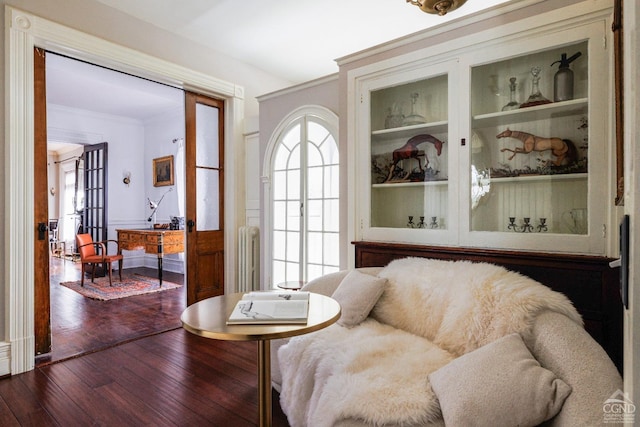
[{"x1": 406, "y1": 0, "x2": 467, "y2": 16}]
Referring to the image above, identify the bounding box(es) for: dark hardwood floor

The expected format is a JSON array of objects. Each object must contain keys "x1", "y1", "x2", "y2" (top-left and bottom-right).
[
  {"x1": 1, "y1": 329, "x2": 289, "y2": 426},
  {"x1": 1, "y1": 257, "x2": 290, "y2": 426},
  {"x1": 41, "y1": 256, "x2": 186, "y2": 365}
]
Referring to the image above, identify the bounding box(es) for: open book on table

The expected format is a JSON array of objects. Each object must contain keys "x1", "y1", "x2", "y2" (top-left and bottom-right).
[{"x1": 227, "y1": 291, "x2": 310, "y2": 325}]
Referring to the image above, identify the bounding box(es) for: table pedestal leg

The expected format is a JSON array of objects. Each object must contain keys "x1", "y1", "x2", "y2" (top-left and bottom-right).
[{"x1": 258, "y1": 340, "x2": 271, "y2": 427}]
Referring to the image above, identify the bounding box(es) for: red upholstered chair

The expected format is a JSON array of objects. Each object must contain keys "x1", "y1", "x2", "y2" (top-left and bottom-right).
[{"x1": 76, "y1": 233, "x2": 123, "y2": 287}]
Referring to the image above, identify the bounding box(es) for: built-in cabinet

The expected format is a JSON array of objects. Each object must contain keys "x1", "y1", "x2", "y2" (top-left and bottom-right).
[{"x1": 349, "y1": 2, "x2": 614, "y2": 255}]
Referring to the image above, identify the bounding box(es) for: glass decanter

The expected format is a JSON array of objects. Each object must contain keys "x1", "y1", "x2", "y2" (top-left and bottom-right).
[
  {"x1": 521, "y1": 66, "x2": 551, "y2": 108},
  {"x1": 501, "y1": 77, "x2": 520, "y2": 111},
  {"x1": 403, "y1": 92, "x2": 426, "y2": 126}
]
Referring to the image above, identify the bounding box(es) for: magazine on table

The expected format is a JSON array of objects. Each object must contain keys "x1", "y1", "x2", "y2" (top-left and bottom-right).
[{"x1": 226, "y1": 291, "x2": 310, "y2": 325}]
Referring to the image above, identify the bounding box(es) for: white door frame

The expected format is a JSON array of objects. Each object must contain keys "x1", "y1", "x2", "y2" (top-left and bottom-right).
[
  {"x1": 623, "y1": 0, "x2": 639, "y2": 405},
  {"x1": 4, "y1": 6, "x2": 244, "y2": 374}
]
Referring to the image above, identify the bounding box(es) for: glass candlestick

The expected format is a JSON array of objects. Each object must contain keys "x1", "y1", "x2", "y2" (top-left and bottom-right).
[
  {"x1": 521, "y1": 66, "x2": 551, "y2": 108},
  {"x1": 501, "y1": 77, "x2": 520, "y2": 111}
]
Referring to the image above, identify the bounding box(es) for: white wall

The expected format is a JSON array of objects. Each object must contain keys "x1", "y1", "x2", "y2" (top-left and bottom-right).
[{"x1": 48, "y1": 105, "x2": 147, "y2": 229}]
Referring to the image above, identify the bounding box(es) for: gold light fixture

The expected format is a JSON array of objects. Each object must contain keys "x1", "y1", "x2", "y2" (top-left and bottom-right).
[{"x1": 406, "y1": 0, "x2": 467, "y2": 16}]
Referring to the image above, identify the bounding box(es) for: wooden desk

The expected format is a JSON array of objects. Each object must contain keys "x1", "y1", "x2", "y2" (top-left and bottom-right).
[
  {"x1": 181, "y1": 293, "x2": 341, "y2": 427},
  {"x1": 116, "y1": 229, "x2": 184, "y2": 286}
]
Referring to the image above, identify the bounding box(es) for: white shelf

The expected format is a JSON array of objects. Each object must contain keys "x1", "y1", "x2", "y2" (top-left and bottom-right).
[
  {"x1": 473, "y1": 98, "x2": 588, "y2": 128},
  {"x1": 372, "y1": 180, "x2": 448, "y2": 188},
  {"x1": 371, "y1": 120, "x2": 448, "y2": 142},
  {"x1": 489, "y1": 173, "x2": 587, "y2": 183}
]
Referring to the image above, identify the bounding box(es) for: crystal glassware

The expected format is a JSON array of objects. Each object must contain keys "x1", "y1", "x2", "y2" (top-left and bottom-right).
[
  {"x1": 521, "y1": 66, "x2": 551, "y2": 108},
  {"x1": 403, "y1": 93, "x2": 426, "y2": 126},
  {"x1": 501, "y1": 77, "x2": 520, "y2": 111}
]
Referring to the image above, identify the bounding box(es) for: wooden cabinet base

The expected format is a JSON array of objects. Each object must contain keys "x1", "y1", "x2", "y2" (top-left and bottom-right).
[{"x1": 353, "y1": 241, "x2": 623, "y2": 372}]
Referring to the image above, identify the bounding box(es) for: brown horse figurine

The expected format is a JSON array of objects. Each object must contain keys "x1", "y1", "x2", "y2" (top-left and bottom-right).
[
  {"x1": 386, "y1": 134, "x2": 445, "y2": 182},
  {"x1": 496, "y1": 128, "x2": 577, "y2": 166}
]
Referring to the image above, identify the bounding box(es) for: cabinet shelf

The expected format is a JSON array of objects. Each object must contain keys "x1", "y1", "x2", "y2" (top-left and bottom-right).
[
  {"x1": 473, "y1": 98, "x2": 587, "y2": 128},
  {"x1": 372, "y1": 180, "x2": 448, "y2": 188},
  {"x1": 371, "y1": 120, "x2": 448, "y2": 142},
  {"x1": 490, "y1": 173, "x2": 587, "y2": 183}
]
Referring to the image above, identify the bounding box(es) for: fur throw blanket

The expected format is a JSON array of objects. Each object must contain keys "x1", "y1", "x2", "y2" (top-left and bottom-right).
[
  {"x1": 279, "y1": 319, "x2": 453, "y2": 427},
  {"x1": 374, "y1": 258, "x2": 582, "y2": 357},
  {"x1": 279, "y1": 258, "x2": 582, "y2": 426}
]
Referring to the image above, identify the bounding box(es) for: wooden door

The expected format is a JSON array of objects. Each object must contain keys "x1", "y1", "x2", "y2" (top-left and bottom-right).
[
  {"x1": 185, "y1": 92, "x2": 225, "y2": 305},
  {"x1": 34, "y1": 47, "x2": 51, "y2": 356}
]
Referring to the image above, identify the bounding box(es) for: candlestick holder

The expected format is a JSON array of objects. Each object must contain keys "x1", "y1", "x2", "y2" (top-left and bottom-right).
[{"x1": 507, "y1": 217, "x2": 548, "y2": 233}]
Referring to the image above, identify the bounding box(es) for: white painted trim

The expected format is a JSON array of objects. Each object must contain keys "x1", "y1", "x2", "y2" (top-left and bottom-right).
[
  {"x1": 257, "y1": 73, "x2": 338, "y2": 102},
  {"x1": 0, "y1": 342, "x2": 11, "y2": 377},
  {"x1": 623, "y1": 0, "x2": 639, "y2": 405},
  {"x1": 5, "y1": 6, "x2": 243, "y2": 374}
]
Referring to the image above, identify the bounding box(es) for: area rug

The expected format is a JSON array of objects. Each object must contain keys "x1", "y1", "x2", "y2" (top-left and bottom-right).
[{"x1": 60, "y1": 273, "x2": 182, "y2": 301}]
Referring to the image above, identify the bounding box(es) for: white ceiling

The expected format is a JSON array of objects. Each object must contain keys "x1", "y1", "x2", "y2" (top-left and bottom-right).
[
  {"x1": 93, "y1": 0, "x2": 513, "y2": 83},
  {"x1": 46, "y1": 0, "x2": 513, "y2": 146}
]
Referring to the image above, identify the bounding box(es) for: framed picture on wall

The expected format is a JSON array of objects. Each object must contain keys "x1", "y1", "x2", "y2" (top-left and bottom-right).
[{"x1": 153, "y1": 155, "x2": 174, "y2": 187}]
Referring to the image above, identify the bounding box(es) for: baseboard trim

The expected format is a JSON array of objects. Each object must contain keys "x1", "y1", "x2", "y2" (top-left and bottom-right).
[{"x1": 0, "y1": 342, "x2": 12, "y2": 377}]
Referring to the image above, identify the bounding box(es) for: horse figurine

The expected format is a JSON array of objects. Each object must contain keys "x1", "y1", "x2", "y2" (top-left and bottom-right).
[
  {"x1": 385, "y1": 134, "x2": 445, "y2": 182},
  {"x1": 496, "y1": 128, "x2": 577, "y2": 166}
]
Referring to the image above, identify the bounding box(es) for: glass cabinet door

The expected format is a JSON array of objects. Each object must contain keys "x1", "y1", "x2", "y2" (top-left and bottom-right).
[
  {"x1": 369, "y1": 73, "x2": 450, "y2": 232},
  {"x1": 470, "y1": 40, "x2": 590, "y2": 236}
]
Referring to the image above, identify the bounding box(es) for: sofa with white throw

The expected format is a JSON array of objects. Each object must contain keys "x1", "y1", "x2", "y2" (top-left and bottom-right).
[{"x1": 272, "y1": 257, "x2": 623, "y2": 427}]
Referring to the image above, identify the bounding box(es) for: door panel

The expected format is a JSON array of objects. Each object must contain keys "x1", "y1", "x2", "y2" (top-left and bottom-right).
[
  {"x1": 82, "y1": 142, "x2": 108, "y2": 243},
  {"x1": 34, "y1": 47, "x2": 51, "y2": 355},
  {"x1": 185, "y1": 92, "x2": 225, "y2": 305}
]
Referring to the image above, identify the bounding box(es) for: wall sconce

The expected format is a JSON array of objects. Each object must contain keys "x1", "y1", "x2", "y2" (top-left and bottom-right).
[
  {"x1": 123, "y1": 171, "x2": 131, "y2": 186},
  {"x1": 406, "y1": 0, "x2": 467, "y2": 15}
]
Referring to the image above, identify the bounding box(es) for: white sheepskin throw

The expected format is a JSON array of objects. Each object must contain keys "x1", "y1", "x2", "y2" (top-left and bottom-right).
[
  {"x1": 374, "y1": 257, "x2": 583, "y2": 357},
  {"x1": 278, "y1": 319, "x2": 453, "y2": 427}
]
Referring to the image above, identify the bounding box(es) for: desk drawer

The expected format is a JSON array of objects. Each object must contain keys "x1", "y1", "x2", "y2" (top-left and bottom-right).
[
  {"x1": 163, "y1": 243, "x2": 184, "y2": 254},
  {"x1": 145, "y1": 232, "x2": 184, "y2": 245}
]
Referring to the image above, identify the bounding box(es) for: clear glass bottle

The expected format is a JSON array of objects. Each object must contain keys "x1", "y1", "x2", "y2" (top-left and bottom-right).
[
  {"x1": 403, "y1": 92, "x2": 426, "y2": 126},
  {"x1": 501, "y1": 77, "x2": 520, "y2": 111},
  {"x1": 521, "y1": 66, "x2": 551, "y2": 108}
]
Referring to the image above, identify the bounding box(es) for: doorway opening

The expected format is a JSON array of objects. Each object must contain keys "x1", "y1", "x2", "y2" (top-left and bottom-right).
[{"x1": 40, "y1": 53, "x2": 187, "y2": 365}]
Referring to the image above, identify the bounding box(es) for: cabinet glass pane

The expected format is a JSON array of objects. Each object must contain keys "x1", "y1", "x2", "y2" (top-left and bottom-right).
[
  {"x1": 369, "y1": 74, "x2": 449, "y2": 230},
  {"x1": 470, "y1": 41, "x2": 588, "y2": 235}
]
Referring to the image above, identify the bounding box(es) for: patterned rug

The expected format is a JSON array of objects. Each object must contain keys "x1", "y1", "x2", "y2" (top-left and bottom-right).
[{"x1": 60, "y1": 273, "x2": 182, "y2": 301}]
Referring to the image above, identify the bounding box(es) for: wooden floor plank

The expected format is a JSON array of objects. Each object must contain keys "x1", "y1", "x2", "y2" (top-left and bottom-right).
[
  {"x1": 18, "y1": 368, "x2": 94, "y2": 427},
  {"x1": 88, "y1": 344, "x2": 252, "y2": 425},
  {"x1": 8, "y1": 259, "x2": 291, "y2": 426},
  {"x1": 0, "y1": 374, "x2": 57, "y2": 426},
  {"x1": 1, "y1": 328, "x2": 290, "y2": 426}
]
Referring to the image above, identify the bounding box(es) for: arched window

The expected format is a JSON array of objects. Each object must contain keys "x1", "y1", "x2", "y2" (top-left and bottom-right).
[{"x1": 266, "y1": 107, "x2": 339, "y2": 287}]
